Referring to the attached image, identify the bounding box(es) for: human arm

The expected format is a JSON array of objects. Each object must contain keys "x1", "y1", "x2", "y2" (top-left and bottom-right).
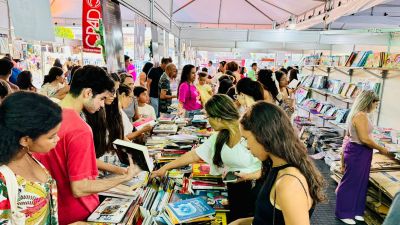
[
  {"x1": 147, "y1": 78, "x2": 152, "y2": 92},
  {"x1": 276, "y1": 174, "x2": 311, "y2": 225},
  {"x1": 228, "y1": 217, "x2": 254, "y2": 225},
  {"x1": 140, "y1": 72, "x2": 146, "y2": 86},
  {"x1": 353, "y1": 113, "x2": 389, "y2": 154},
  {"x1": 151, "y1": 150, "x2": 201, "y2": 178},
  {"x1": 235, "y1": 170, "x2": 262, "y2": 182},
  {"x1": 71, "y1": 156, "x2": 140, "y2": 197},
  {"x1": 160, "y1": 89, "x2": 176, "y2": 100},
  {"x1": 126, "y1": 124, "x2": 153, "y2": 141},
  {"x1": 96, "y1": 159, "x2": 127, "y2": 175},
  {"x1": 133, "y1": 98, "x2": 140, "y2": 121}
]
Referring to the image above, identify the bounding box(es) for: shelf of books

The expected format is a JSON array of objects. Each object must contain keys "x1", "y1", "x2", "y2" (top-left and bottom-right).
[
  {"x1": 89, "y1": 114, "x2": 229, "y2": 225},
  {"x1": 298, "y1": 51, "x2": 400, "y2": 225}
]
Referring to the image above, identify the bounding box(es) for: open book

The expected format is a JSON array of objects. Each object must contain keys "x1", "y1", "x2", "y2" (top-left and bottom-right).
[{"x1": 113, "y1": 139, "x2": 154, "y2": 172}]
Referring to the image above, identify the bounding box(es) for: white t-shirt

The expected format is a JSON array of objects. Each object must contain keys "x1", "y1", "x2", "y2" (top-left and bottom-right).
[
  {"x1": 120, "y1": 108, "x2": 133, "y2": 136},
  {"x1": 195, "y1": 133, "x2": 261, "y2": 175},
  {"x1": 138, "y1": 104, "x2": 156, "y2": 120}
]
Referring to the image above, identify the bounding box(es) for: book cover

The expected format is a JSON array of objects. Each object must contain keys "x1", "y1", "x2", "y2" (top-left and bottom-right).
[
  {"x1": 113, "y1": 139, "x2": 154, "y2": 172},
  {"x1": 340, "y1": 83, "x2": 350, "y2": 97},
  {"x1": 166, "y1": 197, "x2": 216, "y2": 223},
  {"x1": 383, "y1": 53, "x2": 400, "y2": 69},
  {"x1": 345, "y1": 52, "x2": 357, "y2": 67},
  {"x1": 194, "y1": 190, "x2": 229, "y2": 211},
  {"x1": 346, "y1": 84, "x2": 356, "y2": 98},
  {"x1": 288, "y1": 79, "x2": 300, "y2": 89},
  {"x1": 192, "y1": 163, "x2": 211, "y2": 176},
  {"x1": 153, "y1": 124, "x2": 178, "y2": 134},
  {"x1": 357, "y1": 51, "x2": 372, "y2": 67},
  {"x1": 351, "y1": 51, "x2": 364, "y2": 67},
  {"x1": 87, "y1": 198, "x2": 134, "y2": 223},
  {"x1": 133, "y1": 118, "x2": 157, "y2": 130}
]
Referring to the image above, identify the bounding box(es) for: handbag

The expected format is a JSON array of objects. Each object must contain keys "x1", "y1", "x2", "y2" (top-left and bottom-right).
[{"x1": 0, "y1": 165, "x2": 26, "y2": 225}]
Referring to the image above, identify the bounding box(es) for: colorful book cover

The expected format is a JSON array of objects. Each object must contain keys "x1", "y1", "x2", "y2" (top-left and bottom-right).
[
  {"x1": 87, "y1": 198, "x2": 134, "y2": 223},
  {"x1": 340, "y1": 83, "x2": 350, "y2": 97},
  {"x1": 351, "y1": 51, "x2": 364, "y2": 67},
  {"x1": 333, "y1": 81, "x2": 344, "y2": 95},
  {"x1": 383, "y1": 53, "x2": 400, "y2": 69},
  {"x1": 166, "y1": 197, "x2": 216, "y2": 223},
  {"x1": 133, "y1": 117, "x2": 157, "y2": 130},
  {"x1": 346, "y1": 84, "x2": 356, "y2": 98},
  {"x1": 212, "y1": 212, "x2": 228, "y2": 225},
  {"x1": 345, "y1": 52, "x2": 357, "y2": 67},
  {"x1": 192, "y1": 163, "x2": 211, "y2": 176},
  {"x1": 194, "y1": 190, "x2": 229, "y2": 211}
]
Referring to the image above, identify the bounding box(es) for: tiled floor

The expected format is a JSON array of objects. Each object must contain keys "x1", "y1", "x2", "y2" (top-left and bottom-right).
[{"x1": 311, "y1": 160, "x2": 367, "y2": 225}]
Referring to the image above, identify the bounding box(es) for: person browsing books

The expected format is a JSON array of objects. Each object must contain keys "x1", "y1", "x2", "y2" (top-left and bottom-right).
[
  {"x1": 152, "y1": 94, "x2": 262, "y2": 222},
  {"x1": 234, "y1": 78, "x2": 264, "y2": 114},
  {"x1": 34, "y1": 66, "x2": 141, "y2": 225},
  {"x1": 84, "y1": 73, "x2": 128, "y2": 175},
  {"x1": 120, "y1": 73, "x2": 140, "y2": 122},
  {"x1": 158, "y1": 63, "x2": 178, "y2": 114},
  {"x1": 231, "y1": 102, "x2": 326, "y2": 225},
  {"x1": 118, "y1": 84, "x2": 153, "y2": 141},
  {"x1": 148, "y1": 57, "x2": 173, "y2": 117},
  {"x1": 196, "y1": 72, "x2": 213, "y2": 107},
  {"x1": 257, "y1": 69, "x2": 280, "y2": 104},
  {"x1": 335, "y1": 90, "x2": 389, "y2": 225},
  {"x1": 0, "y1": 92, "x2": 62, "y2": 224},
  {"x1": 134, "y1": 86, "x2": 156, "y2": 120},
  {"x1": 178, "y1": 64, "x2": 203, "y2": 118}
]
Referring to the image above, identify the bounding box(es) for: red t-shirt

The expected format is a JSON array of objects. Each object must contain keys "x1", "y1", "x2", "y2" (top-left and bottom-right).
[{"x1": 34, "y1": 109, "x2": 99, "y2": 225}]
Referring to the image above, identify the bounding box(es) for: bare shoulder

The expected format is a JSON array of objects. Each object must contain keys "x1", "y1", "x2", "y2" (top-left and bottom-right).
[{"x1": 275, "y1": 167, "x2": 309, "y2": 191}]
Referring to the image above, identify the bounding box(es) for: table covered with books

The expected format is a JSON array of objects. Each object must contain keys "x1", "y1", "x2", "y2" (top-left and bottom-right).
[{"x1": 88, "y1": 114, "x2": 230, "y2": 225}]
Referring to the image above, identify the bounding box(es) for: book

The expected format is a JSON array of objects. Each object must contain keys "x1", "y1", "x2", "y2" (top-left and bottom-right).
[
  {"x1": 159, "y1": 114, "x2": 176, "y2": 123},
  {"x1": 133, "y1": 118, "x2": 157, "y2": 131},
  {"x1": 351, "y1": 51, "x2": 364, "y2": 67},
  {"x1": 346, "y1": 84, "x2": 356, "y2": 98},
  {"x1": 153, "y1": 124, "x2": 178, "y2": 134},
  {"x1": 166, "y1": 197, "x2": 216, "y2": 223},
  {"x1": 192, "y1": 163, "x2": 211, "y2": 176},
  {"x1": 384, "y1": 53, "x2": 400, "y2": 69},
  {"x1": 340, "y1": 83, "x2": 350, "y2": 97},
  {"x1": 87, "y1": 198, "x2": 134, "y2": 223},
  {"x1": 194, "y1": 190, "x2": 229, "y2": 211},
  {"x1": 288, "y1": 79, "x2": 300, "y2": 89},
  {"x1": 113, "y1": 139, "x2": 154, "y2": 172},
  {"x1": 192, "y1": 115, "x2": 208, "y2": 123},
  {"x1": 345, "y1": 52, "x2": 357, "y2": 67}
]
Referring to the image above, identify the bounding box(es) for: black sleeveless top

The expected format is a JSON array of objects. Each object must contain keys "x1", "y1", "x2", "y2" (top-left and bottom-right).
[{"x1": 253, "y1": 164, "x2": 314, "y2": 225}]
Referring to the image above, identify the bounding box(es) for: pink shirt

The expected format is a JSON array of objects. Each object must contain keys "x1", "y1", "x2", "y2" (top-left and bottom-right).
[
  {"x1": 126, "y1": 64, "x2": 137, "y2": 81},
  {"x1": 179, "y1": 82, "x2": 202, "y2": 111},
  {"x1": 34, "y1": 109, "x2": 99, "y2": 225}
]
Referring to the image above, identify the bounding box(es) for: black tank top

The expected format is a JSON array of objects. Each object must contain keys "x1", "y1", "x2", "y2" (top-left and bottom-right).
[{"x1": 253, "y1": 164, "x2": 314, "y2": 225}]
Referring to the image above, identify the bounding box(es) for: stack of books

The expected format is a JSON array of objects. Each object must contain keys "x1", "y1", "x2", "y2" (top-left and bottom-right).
[{"x1": 153, "y1": 124, "x2": 179, "y2": 134}]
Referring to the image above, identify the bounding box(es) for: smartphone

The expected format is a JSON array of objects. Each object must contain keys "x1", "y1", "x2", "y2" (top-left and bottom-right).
[{"x1": 223, "y1": 171, "x2": 239, "y2": 183}]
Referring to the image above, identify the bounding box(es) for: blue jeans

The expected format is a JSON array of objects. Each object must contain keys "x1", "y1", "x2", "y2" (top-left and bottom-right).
[
  {"x1": 150, "y1": 97, "x2": 159, "y2": 117},
  {"x1": 383, "y1": 192, "x2": 400, "y2": 225}
]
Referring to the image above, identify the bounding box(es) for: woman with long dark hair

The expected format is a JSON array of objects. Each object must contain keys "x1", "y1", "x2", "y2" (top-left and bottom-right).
[
  {"x1": 40, "y1": 66, "x2": 69, "y2": 101},
  {"x1": 178, "y1": 64, "x2": 202, "y2": 118},
  {"x1": 0, "y1": 92, "x2": 62, "y2": 224},
  {"x1": 257, "y1": 69, "x2": 280, "y2": 104},
  {"x1": 152, "y1": 94, "x2": 262, "y2": 222},
  {"x1": 16, "y1": 70, "x2": 36, "y2": 92},
  {"x1": 275, "y1": 70, "x2": 294, "y2": 117},
  {"x1": 235, "y1": 78, "x2": 264, "y2": 113},
  {"x1": 231, "y1": 102, "x2": 326, "y2": 225}
]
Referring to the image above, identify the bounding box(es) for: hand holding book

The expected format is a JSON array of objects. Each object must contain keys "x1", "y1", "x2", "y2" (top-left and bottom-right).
[{"x1": 124, "y1": 155, "x2": 142, "y2": 182}]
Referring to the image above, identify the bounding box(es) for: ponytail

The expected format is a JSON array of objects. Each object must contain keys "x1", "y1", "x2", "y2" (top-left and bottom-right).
[{"x1": 213, "y1": 129, "x2": 230, "y2": 167}]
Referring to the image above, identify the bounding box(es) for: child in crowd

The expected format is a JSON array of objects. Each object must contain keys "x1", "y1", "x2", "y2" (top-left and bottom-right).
[
  {"x1": 134, "y1": 86, "x2": 157, "y2": 120},
  {"x1": 196, "y1": 72, "x2": 213, "y2": 107}
]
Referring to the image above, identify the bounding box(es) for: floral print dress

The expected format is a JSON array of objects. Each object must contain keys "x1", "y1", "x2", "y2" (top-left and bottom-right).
[{"x1": 0, "y1": 158, "x2": 58, "y2": 225}]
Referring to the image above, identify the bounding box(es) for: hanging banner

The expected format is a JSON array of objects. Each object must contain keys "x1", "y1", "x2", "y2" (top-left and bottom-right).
[
  {"x1": 82, "y1": 0, "x2": 102, "y2": 54},
  {"x1": 134, "y1": 14, "x2": 146, "y2": 61},
  {"x1": 101, "y1": 0, "x2": 124, "y2": 72},
  {"x1": 8, "y1": 0, "x2": 54, "y2": 42}
]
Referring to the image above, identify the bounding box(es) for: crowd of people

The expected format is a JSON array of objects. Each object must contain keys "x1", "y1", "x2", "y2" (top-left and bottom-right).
[{"x1": 0, "y1": 54, "x2": 397, "y2": 225}]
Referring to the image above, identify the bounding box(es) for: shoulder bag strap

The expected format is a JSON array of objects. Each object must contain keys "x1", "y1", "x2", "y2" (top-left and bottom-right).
[{"x1": 0, "y1": 165, "x2": 25, "y2": 224}]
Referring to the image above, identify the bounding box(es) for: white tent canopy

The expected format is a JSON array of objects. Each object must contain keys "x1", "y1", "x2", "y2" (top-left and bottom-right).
[{"x1": 48, "y1": 0, "x2": 400, "y2": 52}]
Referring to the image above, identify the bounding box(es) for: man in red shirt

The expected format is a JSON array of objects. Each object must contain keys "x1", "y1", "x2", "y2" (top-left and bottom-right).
[{"x1": 35, "y1": 65, "x2": 140, "y2": 225}]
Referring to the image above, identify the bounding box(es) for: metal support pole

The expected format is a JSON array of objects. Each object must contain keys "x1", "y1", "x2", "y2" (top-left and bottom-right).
[
  {"x1": 377, "y1": 70, "x2": 388, "y2": 126},
  {"x1": 6, "y1": 0, "x2": 13, "y2": 56}
]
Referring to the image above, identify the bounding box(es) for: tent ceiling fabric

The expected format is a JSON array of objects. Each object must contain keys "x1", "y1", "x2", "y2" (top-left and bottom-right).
[{"x1": 172, "y1": 0, "x2": 322, "y2": 25}]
